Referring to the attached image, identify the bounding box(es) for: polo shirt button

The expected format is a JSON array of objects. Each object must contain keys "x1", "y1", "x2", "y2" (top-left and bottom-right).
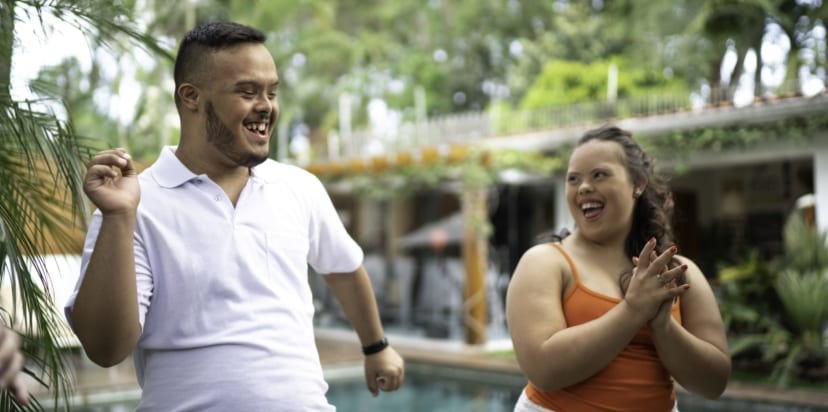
[{"x1": 215, "y1": 195, "x2": 221, "y2": 201}]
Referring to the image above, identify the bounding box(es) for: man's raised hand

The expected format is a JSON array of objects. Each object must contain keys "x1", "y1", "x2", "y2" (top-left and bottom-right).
[{"x1": 83, "y1": 148, "x2": 140, "y2": 215}]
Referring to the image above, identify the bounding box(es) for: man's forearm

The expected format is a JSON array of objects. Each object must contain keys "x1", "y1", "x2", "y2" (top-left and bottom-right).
[
  {"x1": 323, "y1": 266, "x2": 385, "y2": 345},
  {"x1": 72, "y1": 214, "x2": 141, "y2": 367}
]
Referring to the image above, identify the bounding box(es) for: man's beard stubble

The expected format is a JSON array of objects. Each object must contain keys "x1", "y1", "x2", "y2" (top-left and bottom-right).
[{"x1": 205, "y1": 101, "x2": 269, "y2": 168}]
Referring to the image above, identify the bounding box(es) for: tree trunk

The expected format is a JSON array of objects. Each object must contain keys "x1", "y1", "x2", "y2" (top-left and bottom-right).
[
  {"x1": 753, "y1": 40, "x2": 765, "y2": 99},
  {"x1": 0, "y1": 0, "x2": 15, "y2": 94},
  {"x1": 780, "y1": 25, "x2": 803, "y2": 94},
  {"x1": 726, "y1": 47, "x2": 747, "y2": 101},
  {"x1": 461, "y1": 188, "x2": 488, "y2": 345},
  {"x1": 709, "y1": 53, "x2": 724, "y2": 105}
]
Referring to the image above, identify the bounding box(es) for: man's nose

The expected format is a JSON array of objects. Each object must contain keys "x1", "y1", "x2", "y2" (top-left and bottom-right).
[{"x1": 254, "y1": 94, "x2": 273, "y2": 113}]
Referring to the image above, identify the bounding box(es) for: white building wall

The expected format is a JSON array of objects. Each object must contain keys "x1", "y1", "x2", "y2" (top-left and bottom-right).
[
  {"x1": 814, "y1": 149, "x2": 828, "y2": 233},
  {"x1": 554, "y1": 176, "x2": 574, "y2": 232}
]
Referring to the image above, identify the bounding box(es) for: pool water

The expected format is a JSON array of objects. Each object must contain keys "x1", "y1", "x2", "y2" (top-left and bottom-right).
[
  {"x1": 326, "y1": 363, "x2": 828, "y2": 412},
  {"x1": 326, "y1": 364, "x2": 522, "y2": 412}
]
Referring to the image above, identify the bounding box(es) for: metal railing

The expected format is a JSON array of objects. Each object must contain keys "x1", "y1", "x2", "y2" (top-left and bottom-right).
[{"x1": 322, "y1": 78, "x2": 823, "y2": 162}]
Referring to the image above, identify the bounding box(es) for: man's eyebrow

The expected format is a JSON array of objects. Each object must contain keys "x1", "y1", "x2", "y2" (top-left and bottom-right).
[{"x1": 233, "y1": 80, "x2": 280, "y2": 88}]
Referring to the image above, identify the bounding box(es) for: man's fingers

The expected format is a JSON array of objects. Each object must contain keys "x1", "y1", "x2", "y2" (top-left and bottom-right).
[
  {"x1": 377, "y1": 375, "x2": 389, "y2": 390},
  {"x1": 368, "y1": 383, "x2": 378, "y2": 397},
  {"x1": 87, "y1": 149, "x2": 134, "y2": 175},
  {"x1": 86, "y1": 164, "x2": 121, "y2": 181},
  {"x1": 366, "y1": 374, "x2": 379, "y2": 397},
  {"x1": 369, "y1": 370, "x2": 403, "y2": 396},
  {"x1": 377, "y1": 374, "x2": 400, "y2": 392},
  {"x1": 378, "y1": 375, "x2": 393, "y2": 390},
  {"x1": 9, "y1": 375, "x2": 29, "y2": 406},
  {"x1": 119, "y1": 152, "x2": 136, "y2": 177}
]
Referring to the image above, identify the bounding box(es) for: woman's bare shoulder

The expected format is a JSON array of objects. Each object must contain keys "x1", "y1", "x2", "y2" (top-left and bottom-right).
[
  {"x1": 674, "y1": 255, "x2": 706, "y2": 280},
  {"x1": 521, "y1": 242, "x2": 567, "y2": 264},
  {"x1": 513, "y1": 243, "x2": 569, "y2": 282}
]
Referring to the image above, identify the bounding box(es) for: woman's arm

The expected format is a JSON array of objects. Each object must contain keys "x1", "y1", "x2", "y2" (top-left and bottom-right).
[
  {"x1": 506, "y1": 243, "x2": 685, "y2": 391},
  {"x1": 650, "y1": 256, "x2": 731, "y2": 399}
]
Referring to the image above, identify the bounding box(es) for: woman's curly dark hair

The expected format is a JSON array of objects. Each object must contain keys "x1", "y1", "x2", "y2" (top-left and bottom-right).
[{"x1": 539, "y1": 125, "x2": 679, "y2": 294}]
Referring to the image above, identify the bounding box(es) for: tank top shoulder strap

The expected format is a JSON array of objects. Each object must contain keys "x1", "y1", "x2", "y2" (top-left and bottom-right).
[{"x1": 548, "y1": 242, "x2": 581, "y2": 284}]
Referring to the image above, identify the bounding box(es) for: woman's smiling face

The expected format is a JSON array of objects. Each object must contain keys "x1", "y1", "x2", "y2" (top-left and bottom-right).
[{"x1": 566, "y1": 139, "x2": 639, "y2": 241}]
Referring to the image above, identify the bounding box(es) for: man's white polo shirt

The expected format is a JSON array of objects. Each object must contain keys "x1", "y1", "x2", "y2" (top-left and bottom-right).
[{"x1": 66, "y1": 146, "x2": 363, "y2": 411}]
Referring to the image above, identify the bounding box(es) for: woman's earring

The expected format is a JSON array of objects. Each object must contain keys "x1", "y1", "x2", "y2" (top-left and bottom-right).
[{"x1": 634, "y1": 189, "x2": 642, "y2": 198}]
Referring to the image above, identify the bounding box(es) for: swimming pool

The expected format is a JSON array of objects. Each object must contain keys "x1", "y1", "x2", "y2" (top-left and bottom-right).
[
  {"x1": 326, "y1": 362, "x2": 828, "y2": 412},
  {"x1": 325, "y1": 362, "x2": 523, "y2": 411},
  {"x1": 59, "y1": 362, "x2": 828, "y2": 411}
]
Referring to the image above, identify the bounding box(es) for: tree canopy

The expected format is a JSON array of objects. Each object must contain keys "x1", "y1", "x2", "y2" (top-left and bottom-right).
[{"x1": 25, "y1": 0, "x2": 824, "y2": 163}]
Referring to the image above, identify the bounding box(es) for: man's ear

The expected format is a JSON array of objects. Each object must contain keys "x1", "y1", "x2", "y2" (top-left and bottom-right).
[{"x1": 178, "y1": 83, "x2": 200, "y2": 112}]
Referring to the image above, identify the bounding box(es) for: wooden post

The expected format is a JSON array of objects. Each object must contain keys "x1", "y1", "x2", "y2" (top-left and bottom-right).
[{"x1": 461, "y1": 188, "x2": 488, "y2": 345}]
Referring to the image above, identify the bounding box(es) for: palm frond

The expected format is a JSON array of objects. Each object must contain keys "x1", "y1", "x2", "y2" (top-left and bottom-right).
[
  {"x1": 0, "y1": 96, "x2": 89, "y2": 409},
  {"x1": 0, "y1": 390, "x2": 45, "y2": 412},
  {"x1": 782, "y1": 213, "x2": 828, "y2": 274},
  {"x1": 2, "y1": 1, "x2": 171, "y2": 409},
  {"x1": 728, "y1": 333, "x2": 772, "y2": 357},
  {"x1": 771, "y1": 344, "x2": 803, "y2": 388},
  {"x1": 775, "y1": 270, "x2": 828, "y2": 336},
  {"x1": 16, "y1": 0, "x2": 174, "y2": 62}
]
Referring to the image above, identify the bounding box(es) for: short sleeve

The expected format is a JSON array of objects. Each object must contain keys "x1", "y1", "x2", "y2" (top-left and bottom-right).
[{"x1": 303, "y1": 174, "x2": 363, "y2": 274}]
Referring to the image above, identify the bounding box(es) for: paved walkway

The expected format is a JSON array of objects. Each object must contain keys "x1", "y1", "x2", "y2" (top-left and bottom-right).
[{"x1": 29, "y1": 328, "x2": 828, "y2": 409}]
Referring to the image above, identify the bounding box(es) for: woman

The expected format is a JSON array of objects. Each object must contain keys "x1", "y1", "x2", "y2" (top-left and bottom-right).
[
  {"x1": 0, "y1": 324, "x2": 29, "y2": 405},
  {"x1": 506, "y1": 126, "x2": 730, "y2": 412}
]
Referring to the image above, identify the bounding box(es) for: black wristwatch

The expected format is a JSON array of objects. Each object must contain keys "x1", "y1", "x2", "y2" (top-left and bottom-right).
[{"x1": 362, "y1": 337, "x2": 389, "y2": 355}]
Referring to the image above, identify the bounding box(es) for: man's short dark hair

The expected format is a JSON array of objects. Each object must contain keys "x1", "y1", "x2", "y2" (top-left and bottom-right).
[{"x1": 173, "y1": 21, "x2": 266, "y2": 107}]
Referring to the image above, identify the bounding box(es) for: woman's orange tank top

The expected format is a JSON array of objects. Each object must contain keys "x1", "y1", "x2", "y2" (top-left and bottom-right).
[{"x1": 524, "y1": 243, "x2": 681, "y2": 412}]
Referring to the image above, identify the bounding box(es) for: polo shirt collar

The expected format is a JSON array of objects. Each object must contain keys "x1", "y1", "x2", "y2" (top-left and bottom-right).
[
  {"x1": 151, "y1": 146, "x2": 198, "y2": 188},
  {"x1": 151, "y1": 146, "x2": 281, "y2": 187},
  {"x1": 249, "y1": 161, "x2": 280, "y2": 184}
]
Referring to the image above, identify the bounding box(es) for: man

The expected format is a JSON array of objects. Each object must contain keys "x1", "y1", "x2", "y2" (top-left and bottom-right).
[{"x1": 66, "y1": 21, "x2": 404, "y2": 411}]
